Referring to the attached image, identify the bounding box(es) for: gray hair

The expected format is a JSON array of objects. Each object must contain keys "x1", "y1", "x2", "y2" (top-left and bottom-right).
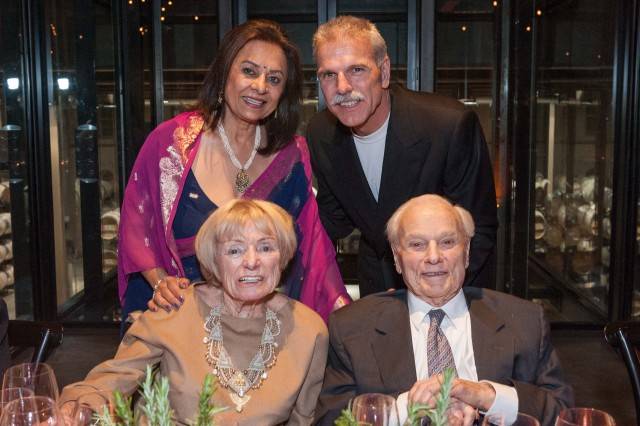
[
  {"x1": 313, "y1": 15, "x2": 388, "y2": 66},
  {"x1": 386, "y1": 194, "x2": 475, "y2": 248}
]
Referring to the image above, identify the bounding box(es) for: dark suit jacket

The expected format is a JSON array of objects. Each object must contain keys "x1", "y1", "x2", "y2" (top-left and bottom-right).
[
  {"x1": 307, "y1": 86, "x2": 498, "y2": 295},
  {"x1": 314, "y1": 288, "x2": 574, "y2": 426}
]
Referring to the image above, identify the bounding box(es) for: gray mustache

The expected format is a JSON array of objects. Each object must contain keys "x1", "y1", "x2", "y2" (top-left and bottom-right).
[{"x1": 331, "y1": 91, "x2": 365, "y2": 105}]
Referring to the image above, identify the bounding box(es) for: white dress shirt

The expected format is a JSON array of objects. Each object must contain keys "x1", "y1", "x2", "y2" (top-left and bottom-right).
[{"x1": 396, "y1": 291, "x2": 518, "y2": 425}]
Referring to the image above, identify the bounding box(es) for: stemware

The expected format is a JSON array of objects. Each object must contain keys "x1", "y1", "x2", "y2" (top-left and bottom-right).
[
  {"x1": 0, "y1": 396, "x2": 63, "y2": 425},
  {"x1": 555, "y1": 408, "x2": 616, "y2": 426},
  {"x1": 0, "y1": 387, "x2": 34, "y2": 420},
  {"x1": 2, "y1": 363, "x2": 59, "y2": 401},
  {"x1": 482, "y1": 412, "x2": 541, "y2": 426},
  {"x1": 351, "y1": 393, "x2": 399, "y2": 426},
  {"x1": 72, "y1": 390, "x2": 114, "y2": 426}
]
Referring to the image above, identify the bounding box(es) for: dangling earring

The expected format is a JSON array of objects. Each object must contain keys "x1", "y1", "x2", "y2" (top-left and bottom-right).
[
  {"x1": 217, "y1": 91, "x2": 224, "y2": 108},
  {"x1": 273, "y1": 107, "x2": 279, "y2": 120}
]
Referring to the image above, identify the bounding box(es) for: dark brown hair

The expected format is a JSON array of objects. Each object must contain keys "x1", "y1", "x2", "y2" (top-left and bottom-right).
[{"x1": 196, "y1": 20, "x2": 303, "y2": 155}]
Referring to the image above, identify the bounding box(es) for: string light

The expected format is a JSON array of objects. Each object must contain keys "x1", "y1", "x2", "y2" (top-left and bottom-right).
[
  {"x1": 57, "y1": 78, "x2": 70, "y2": 91},
  {"x1": 161, "y1": 16, "x2": 165, "y2": 21},
  {"x1": 492, "y1": 1, "x2": 498, "y2": 6},
  {"x1": 461, "y1": 25, "x2": 467, "y2": 32},
  {"x1": 194, "y1": 15, "x2": 199, "y2": 21},
  {"x1": 526, "y1": 25, "x2": 531, "y2": 32},
  {"x1": 6, "y1": 78, "x2": 20, "y2": 90},
  {"x1": 536, "y1": 9, "x2": 542, "y2": 16}
]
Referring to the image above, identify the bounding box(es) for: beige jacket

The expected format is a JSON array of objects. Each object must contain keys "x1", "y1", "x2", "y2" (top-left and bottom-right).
[{"x1": 60, "y1": 284, "x2": 329, "y2": 425}]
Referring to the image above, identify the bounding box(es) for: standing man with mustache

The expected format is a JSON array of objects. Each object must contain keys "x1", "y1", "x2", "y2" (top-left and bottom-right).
[{"x1": 307, "y1": 16, "x2": 498, "y2": 297}]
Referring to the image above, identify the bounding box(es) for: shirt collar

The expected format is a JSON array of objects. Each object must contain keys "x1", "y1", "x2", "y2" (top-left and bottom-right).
[
  {"x1": 351, "y1": 112, "x2": 391, "y2": 141},
  {"x1": 408, "y1": 289, "x2": 468, "y2": 331}
]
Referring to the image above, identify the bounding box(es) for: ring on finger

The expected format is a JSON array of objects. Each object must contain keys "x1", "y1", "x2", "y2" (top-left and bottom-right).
[{"x1": 153, "y1": 277, "x2": 165, "y2": 292}]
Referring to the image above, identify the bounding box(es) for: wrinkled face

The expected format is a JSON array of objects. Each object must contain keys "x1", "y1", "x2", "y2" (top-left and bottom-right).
[
  {"x1": 216, "y1": 224, "x2": 282, "y2": 304},
  {"x1": 224, "y1": 40, "x2": 287, "y2": 125},
  {"x1": 392, "y1": 203, "x2": 470, "y2": 306},
  {"x1": 316, "y1": 37, "x2": 390, "y2": 136}
]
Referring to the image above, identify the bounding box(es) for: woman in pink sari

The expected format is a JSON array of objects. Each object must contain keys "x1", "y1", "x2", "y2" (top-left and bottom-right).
[{"x1": 118, "y1": 20, "x2": 350, "y2": 334}]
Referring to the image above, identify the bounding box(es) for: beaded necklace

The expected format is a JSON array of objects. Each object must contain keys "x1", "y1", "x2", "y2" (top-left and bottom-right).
[{"x1": 203, "y1": 305, "x2": 281, "y2": 412}]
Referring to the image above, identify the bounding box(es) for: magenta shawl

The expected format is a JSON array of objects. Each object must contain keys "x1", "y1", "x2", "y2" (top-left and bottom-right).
[{"x1": 118, "y1": 111, "x2": 349, "y2": 321}]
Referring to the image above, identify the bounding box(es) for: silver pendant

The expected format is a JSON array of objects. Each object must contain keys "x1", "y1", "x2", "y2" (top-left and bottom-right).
[
  {"x1": 230, "y1": 392, "x2": 251, "y2": 412},
  {"x1": 235, "y1": 169, "x2": 250, "y2": 193}
]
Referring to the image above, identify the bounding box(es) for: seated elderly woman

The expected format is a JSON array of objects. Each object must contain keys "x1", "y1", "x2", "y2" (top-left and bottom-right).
[{"x1": 59, "y1": 199, "x2": 328, "y2": 425}]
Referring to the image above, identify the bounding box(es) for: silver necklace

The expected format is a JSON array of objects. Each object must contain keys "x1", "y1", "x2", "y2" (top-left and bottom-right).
[
  {"x1": 217, "y1": 122, "x2": 261, "y2": 194},
  {"x1": 203, "y1": 305, "x2": 281, "y2": 412}
]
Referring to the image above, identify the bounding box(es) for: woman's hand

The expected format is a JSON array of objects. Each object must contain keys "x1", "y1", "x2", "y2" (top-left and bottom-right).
[
  {"x1": 148, "y1": 276, "x2": 190, "y2": 312},
  {"x1": 58, "y1": 401, "x2": 76, "y2": 426}
]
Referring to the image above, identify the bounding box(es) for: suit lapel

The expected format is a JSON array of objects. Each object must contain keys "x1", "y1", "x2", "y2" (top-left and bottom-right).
[
  {"x1": 324, "y1": 122, "x2": 379, "y2": 224},
  {"x1": 370, "y1": 291, "x2": 417, "y2": 392},
  {"x1": 377, "y1": 87, "x2": 424, "y2": 230},
  {"x1": 465, "y1": 288, "x2": 512, "y2": 382}
]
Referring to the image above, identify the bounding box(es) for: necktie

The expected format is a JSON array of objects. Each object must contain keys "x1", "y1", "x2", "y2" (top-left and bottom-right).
[{"x1": 427, "y1": 309, "x2": 458, "y2": 377}]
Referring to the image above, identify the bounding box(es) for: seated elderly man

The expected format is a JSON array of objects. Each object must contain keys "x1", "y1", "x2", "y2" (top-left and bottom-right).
[{"x1": 315, "y1": 194, "x2": 573, "y2": 426}]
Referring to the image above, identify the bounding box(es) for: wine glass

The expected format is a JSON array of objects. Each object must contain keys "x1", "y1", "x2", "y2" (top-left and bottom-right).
[
  {"x1": 555, "y1": 408, "x2": 616, "y2": 426},
  {"x1": 2, "y1": 363, "x2": 59, "y2": 401},
  {"x1": 351, "y1": 393, "x2": 399, "y2": 426},
  {"x1": 0, "y1": 387, "x2": 34, "y2": 419},
  {"x1": 72, "y1": 390, "x2": 114, "y2": 426},
  {"x1": 0, "y1": 387, "x2": 34, "y2": 407},
  {"x1": 0, "y1": 396, "x2": 63, "y2": 425},
  {"x1": 482, "y1": 412, "x2": 541, "y2": 426}
]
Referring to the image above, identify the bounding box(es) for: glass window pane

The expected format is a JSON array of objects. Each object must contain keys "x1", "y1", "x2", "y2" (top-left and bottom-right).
[
  {"x1": 337, "y1": 0, "x2": 408, "y2": 86},
  {"x1": 45, "y1": 0, "x2": 121, "y2": 320},
  {"x1": 0, "y1": 2, "x2": 34, "y2": 319},
  {"x1": 436, "y1": 5, "x2": 496, "y2": 168},
  {"x1": 436, "y1": 0, "x2": 493, "y2": 13},
  {"x1": 162, "y1": 0, "x2": 218, "y2": 118},
  {"x1": 248, "y1": 0, "x2": 318, "y2": 132},
  {"x1": 96, "y1": 2, "x2": 120, "y2": 294},
  {"x1": 530, "y1": 1, "x2": 615, "y2": 321}
]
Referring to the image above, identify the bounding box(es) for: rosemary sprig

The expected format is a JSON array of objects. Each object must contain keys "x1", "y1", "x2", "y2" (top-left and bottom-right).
[
  {"x1": 114, "y1": 391, "x2": 136, "y2": 426},
  {"x1": 92, "y1": 390, "x2": 135, "y2": 426},
  {"x1": 333, "y1": 368, "x2": 457, "y2": 426},
  {"x1": 90, "y1": 365, "x2": 227, "y2": 425},
  {"x1": 405, "y1": 368, "x2": 456, "y2": 426},
  {"x1": 139, "y1": 365, "x2": 174, "y2": 426},
  {"x1": 193, "y1": 374, "x2": 227, "y2": 426},
  {"x1": 93, "y1": 405, "x2": 119, "y2": 426},
  {"x1": 333, "y1": 406, "x2": 358, "y2": 426}
]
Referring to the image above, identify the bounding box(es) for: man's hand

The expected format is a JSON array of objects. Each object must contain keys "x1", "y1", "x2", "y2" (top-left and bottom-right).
[
  {"x1": 447, "y1": 398, "x2": 478, "y2": 426},
  {"x1": 408, "y1": 375, "x2": 443, "y2": 407},
  {"x1": 450, "y1": 379, "x2": 496, "y2": 412},
  {"x1": 148, "y1": 276, "x2": 189, "y2": 312},
  {"x1": 407, "y1": 375, "x2": 474, "y2": 425},
  {"x1": 408, "y1": 375, "x2": 493, "y2": 426}
]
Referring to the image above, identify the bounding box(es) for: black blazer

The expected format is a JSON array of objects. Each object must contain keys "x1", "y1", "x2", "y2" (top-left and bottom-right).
[
  {"x1": 314, "y1": 288, "x2": 574, "y2": 426},
  {"x1": 307, "y1": 86, "x2": 498, "y2": 295}
]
